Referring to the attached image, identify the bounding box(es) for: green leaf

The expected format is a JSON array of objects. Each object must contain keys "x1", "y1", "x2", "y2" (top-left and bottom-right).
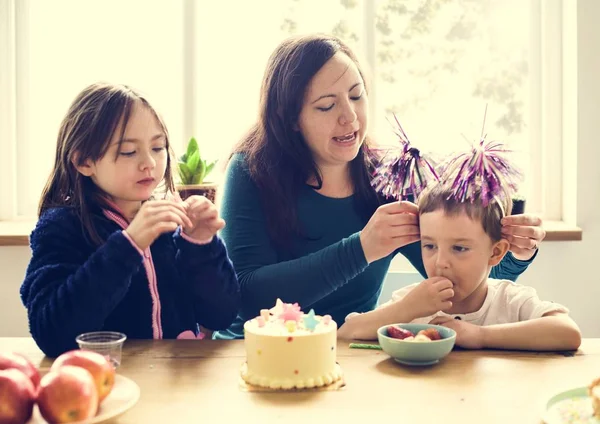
[
  {"x1": 187, "y1": 150, "x2": 200, "y2": 175},
  {"x1": 178, "y1": 162, "x2": 193, "y2": 184},
  {"x1": 205, "y1": 161, "x2": 217, "y2": 178},
  {"x1": 199, "y1": 160, "x2": 207, "y2": 183},
  {"x1": 186, "y1": 137, "x2": 199, "y2": 160},
  {"x1": 192, "y1": 160, "x2": 206, "y2": 184}
]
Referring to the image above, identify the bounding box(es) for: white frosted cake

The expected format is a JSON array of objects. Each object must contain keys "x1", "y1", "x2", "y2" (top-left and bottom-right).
[{"x1": 241, "y1": 299, "x2": 342, "y2": 390}]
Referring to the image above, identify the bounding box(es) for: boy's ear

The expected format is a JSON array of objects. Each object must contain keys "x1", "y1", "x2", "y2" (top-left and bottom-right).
[
  {"x1": 489, "y1": 238, "x2": 510, "y2": 267},
  {"x1": 71, "y1": 153, "x2": 95, "y2": 177}
]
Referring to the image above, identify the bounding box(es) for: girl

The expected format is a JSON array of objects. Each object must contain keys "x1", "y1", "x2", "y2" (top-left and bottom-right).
[{"x1": 21, "y1": 83, "x2": 240, "y2": 357}]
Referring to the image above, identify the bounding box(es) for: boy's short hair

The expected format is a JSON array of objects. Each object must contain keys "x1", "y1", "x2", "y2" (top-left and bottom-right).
[{"x1": 417, "y1": 183, "x2": 512, "y2": 242}]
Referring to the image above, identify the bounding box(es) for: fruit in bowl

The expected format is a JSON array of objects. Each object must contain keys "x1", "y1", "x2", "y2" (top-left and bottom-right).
[
  {"x1": 37, "y1": 365, "x2": 99, "y2": 424},
  {"x1": 0, "y1": 368, "x2": 36, "y2": 424},
  {"x1": 418, "y1": 328, "x2": 442, "y2": 341},
  {"x1": 387, "y1": 326, "x2": 415, "y2": 340},
  {"x1": 51, "y1": 350, "x2": 115, "y2": 402},
  {"x1": 0, "y1": 348, "x2": 124, "y2": 423},
  {"x1": 386, "y1": 326, "x2": 443, "y2": 342},
  {"x1": 378, "y1": 323, "x2": 456, "y2": 366},
  {"x1": 0, "y1": 352, "x2": 41, "y2": 389}
]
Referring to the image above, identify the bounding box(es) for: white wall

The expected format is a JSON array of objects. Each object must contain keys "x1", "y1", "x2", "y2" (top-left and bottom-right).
[
  {"x1": 522, "y1": 0, "x2": 600, "y2": 338},
  {"x1": 0, "y1": 246, "x2": 31, "y2": 336},
  {"x1": 1, "y1": 0, "x2": 599, "y2": 338}
]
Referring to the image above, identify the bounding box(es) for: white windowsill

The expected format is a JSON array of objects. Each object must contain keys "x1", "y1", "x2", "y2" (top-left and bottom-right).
[{"x1": 0, "y1": 219, "x2": 583, "y2": 247}]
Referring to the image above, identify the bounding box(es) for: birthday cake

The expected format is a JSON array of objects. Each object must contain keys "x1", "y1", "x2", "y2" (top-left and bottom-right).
[{"x1": 241, "y1": 299, "x2": 342, "y2": 390}]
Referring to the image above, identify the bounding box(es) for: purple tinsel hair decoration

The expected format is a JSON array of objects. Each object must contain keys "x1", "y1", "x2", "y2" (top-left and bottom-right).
[
  {"x1": 370, "y1": 115, "x2": 439, "y2": 200},
  {"x1": 440, "y1": 109, "x2": 523, "y2": 210}
]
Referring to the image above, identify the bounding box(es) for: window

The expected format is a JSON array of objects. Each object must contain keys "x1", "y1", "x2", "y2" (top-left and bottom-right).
[
  {"x1": 1, "y1": 0, "x2": 186, "y2": 219},
  {"x1": 1, "y1": 0, "x2": 565, "y2": 222},
  {"x1": 371, "y1": 0, "x2": 534, "y2": 193}
]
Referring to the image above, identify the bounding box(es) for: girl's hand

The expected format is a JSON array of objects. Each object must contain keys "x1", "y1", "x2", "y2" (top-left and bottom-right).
[
  {"x1": 126, "y1": 200, "x2": 193, "y2": 250},
  {"x1": 182, "y1": 195, "x2": 225, "y2": 242}
]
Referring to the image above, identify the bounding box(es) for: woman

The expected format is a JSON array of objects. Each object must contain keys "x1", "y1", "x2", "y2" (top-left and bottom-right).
[{"x1": 215, "y1": 34, "x2": 544, "y2": 339}]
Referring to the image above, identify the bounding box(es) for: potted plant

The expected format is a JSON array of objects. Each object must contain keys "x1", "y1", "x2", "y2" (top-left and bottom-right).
[{"x1": 176, "y1": 137, "x2": 218, "y2": 203}]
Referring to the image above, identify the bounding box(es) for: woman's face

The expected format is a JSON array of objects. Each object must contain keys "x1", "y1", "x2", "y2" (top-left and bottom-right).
[{"x1": 297, "y1": 52, "x2": 368, "y2": 169}]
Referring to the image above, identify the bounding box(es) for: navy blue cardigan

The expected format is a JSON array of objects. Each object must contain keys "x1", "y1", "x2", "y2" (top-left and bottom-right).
[{"x1": 20, "y1": 207, "x2": 240, "y2": 357}]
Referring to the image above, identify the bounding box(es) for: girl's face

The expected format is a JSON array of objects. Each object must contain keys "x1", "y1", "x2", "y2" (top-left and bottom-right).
[
  {"x1": 297, "y1": 52, "x2": 368, "y2": 170},
  {"x1": 75, "y1": 101, "x2": 168, "y2": 217}
]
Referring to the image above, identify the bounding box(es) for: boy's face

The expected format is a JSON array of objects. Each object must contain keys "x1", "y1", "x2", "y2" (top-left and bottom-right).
[{"x1": 420, "y1": 209, "x2": 508, "y2": 304}]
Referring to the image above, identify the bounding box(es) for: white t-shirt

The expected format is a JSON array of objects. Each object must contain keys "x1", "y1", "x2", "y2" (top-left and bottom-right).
[{"x1": 373, "y1": 279, "x2": 569, "y2": 326}]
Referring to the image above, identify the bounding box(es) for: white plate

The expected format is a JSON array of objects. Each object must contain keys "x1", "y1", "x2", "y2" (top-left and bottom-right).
[
  {"x1": 543, "y1": 386, "x2": 599, "y2": 424},
  {"x1": 29, "y1": 374, "x2": 140, "y2": 424}
]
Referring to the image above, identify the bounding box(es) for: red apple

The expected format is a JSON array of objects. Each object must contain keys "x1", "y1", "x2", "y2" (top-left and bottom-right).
[
  {"x1": 37, "y1": 365, "x2": 98, "y2": 424},
  {"x1": 0, "y1": 352, "x2": 40, "y2": 389},
  {"x1": 387, "y1": 325, "x2": 415, "y2": 340},
  {"x1": 51, "y1": 350, "x2": 115, "y2": 402},
  {"x1": 0, "y1": 368, "x2": 36, "y2": 424}
]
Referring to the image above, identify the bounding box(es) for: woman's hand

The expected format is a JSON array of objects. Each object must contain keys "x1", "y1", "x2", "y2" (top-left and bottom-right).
[
  {"x1": 501, "y1": 214, "x2": 546, "y2": 261},
  {"x1": 360, "y1": 201, "x2": 420, "y2": 264}
]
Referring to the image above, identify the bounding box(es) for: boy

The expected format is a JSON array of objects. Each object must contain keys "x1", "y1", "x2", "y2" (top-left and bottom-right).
[{"x1": 338, "y1": 183, "x2": 581, "y2": 351}]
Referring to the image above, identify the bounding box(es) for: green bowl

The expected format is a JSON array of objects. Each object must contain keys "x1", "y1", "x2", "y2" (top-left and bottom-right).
[{"x1": 377, "y1": 323, "x2": 456, "y2": 366}]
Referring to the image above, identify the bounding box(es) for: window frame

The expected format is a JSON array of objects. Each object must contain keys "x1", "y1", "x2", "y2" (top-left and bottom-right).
[{"x1": 0, "y1": 0, "x2": 571, "y2": 226}]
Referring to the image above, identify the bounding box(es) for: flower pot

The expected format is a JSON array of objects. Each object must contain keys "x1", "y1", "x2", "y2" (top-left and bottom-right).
[
  {"x1": 510, "y1": 198, "x2": 526, "y2": 215},
  {"x1": 176, "y1": 182, "x2": 218, "y2": 204}
]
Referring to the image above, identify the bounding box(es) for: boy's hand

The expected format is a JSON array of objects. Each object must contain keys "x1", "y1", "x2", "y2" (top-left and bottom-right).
[
  {"x1": 401, "y1": 277, "x2": 454, "y2": 319},
  {"x1": 430, "y1": 316, "x2": 484, "y2": 349},
  {"x1": 182, "y1": 195, "x2": 225, "y2": 242}
]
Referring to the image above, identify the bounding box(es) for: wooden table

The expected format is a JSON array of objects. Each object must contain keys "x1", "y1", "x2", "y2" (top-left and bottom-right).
[{"x1": 1, "y1": 338, "x2": 598, "y2": 423}]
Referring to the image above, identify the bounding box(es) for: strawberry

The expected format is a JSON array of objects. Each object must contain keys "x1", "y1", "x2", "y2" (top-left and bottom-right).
[
  {"x1": 417, "y1": 328, "x2": 442, "y2": 340},
  {"x1": 387, "y1": 326, "x2": 414, "y2": 340}
]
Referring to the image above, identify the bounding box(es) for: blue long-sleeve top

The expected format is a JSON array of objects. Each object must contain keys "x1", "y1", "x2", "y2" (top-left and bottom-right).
[{"x1": 21, "y1": 206, "x2": 240, "y2": 357}]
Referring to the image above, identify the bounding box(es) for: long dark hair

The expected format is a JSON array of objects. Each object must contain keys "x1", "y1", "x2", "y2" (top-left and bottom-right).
[
  {"x1": 39, "y1": 82, "x2": 175, "y2": 245},
  {"x1": 233, "y1": 34, "x2": 382, "y2": 249}
]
